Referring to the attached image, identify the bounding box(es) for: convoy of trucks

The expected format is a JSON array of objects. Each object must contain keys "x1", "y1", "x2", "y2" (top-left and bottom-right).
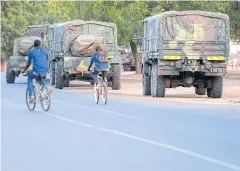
[{"x1": 6, "y1": 10, "x2": 230, "y2": 98}]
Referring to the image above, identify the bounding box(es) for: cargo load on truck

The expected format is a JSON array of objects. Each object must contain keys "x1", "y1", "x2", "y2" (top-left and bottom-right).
[
  {"x1": 13, "y1": 36, "x2": 41, "y2": 56},
  {"x1": 70, "y1": 34, "x2": 107, "y2": 57},
  {"x1": 144, "y1": 11, "x2": 229, "y2": 60},
  {"x1": 49, "y1": 20, "x2": 109, "y2": 57},
  {"x1": 138, "y1": 11, "x2": 229, "y2": 98}
]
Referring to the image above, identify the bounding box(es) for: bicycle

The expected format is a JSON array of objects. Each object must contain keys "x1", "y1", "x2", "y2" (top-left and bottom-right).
[
  {"x1": 25, "y1": 73, "x2": 51, "y2": 111},
  {"x1": 93, "y1": 69, "x2": 108, "y2": 104}
]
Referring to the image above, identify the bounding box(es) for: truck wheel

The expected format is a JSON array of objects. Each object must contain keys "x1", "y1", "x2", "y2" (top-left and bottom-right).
[
  {"x1": 142, "y1": 73, "x2": 151, "y2": 95},
  {"x1": 111, "y1": 64, "x2": 121, "y2": 90},
  {"x1": 207, "y1": 88, "x2": 212, "y2": 97},
  {"x1": 151, "y1": 64, "x2": 165, "y2": 97},
  {"x1": 55, "y1": 61, "x2": 64, "y2": 89},
  {"x1": 50, "y1": 61, "x2": 55, "y2": 85},
  {"x1": 90, "y1": 80, "x2": 94, "y2": 85},
  {"x1": 6, "y1": 64, "x2": 15, "y2": 84},
  {"x1": 64, "y1": 79, "x2": 70, "y2": 87},
  {"x1": 123, "y1": 65, "x2": 131, "y2": 71},
  {"x1": 195, "y1": 87, "x2": 206, "y2": 95},
  {"x1": 210, "y1": 76, "x2": 223, "y2": 98},
  {"x1": 107, "y1": 81, "x2": 112, "y2": 87}
]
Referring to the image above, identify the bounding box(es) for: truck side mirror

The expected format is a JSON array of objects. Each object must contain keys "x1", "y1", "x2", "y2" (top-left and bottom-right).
[{"x1": 132, "y1": 27, "x2": 138, "y2": 38}]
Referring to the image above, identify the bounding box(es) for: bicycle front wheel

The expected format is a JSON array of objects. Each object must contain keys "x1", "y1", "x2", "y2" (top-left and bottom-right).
[
  {"x1": 94, "y1": 83, "x2": 99, "y2": 104},
  {"x1": 26, "y1": 86, "x2": 36, "y2": 111},
  {"x1": 40, "y1": 86, "x2": 51, "y2": 111},
  {"x1": 101, "y1": 83, "x2": 107, "y2": 104}
]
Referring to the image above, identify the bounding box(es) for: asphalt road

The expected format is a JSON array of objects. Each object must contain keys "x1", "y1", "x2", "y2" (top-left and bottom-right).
[{"x1": 1, "y1": 73, "x2": 240, "y2": 171}]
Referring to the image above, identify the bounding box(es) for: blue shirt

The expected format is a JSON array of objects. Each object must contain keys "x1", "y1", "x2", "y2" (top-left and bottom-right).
[
  {"x1": 90, "y1": 53, "x2": 108, "y2": 70},
  {"x1": 28, "y1": 46, "x2": 48, "y2": 74}
]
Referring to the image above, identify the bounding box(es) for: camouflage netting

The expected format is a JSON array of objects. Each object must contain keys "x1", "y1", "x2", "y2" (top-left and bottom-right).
[
  {"x1": 70, "y1": 34, "x2": 107, "y2": 57},
  {"x1": 13, "y1": 36, "x2": 41, "y2": 56},
  {"x1": 143, "y1": 11, "x2": 230, "y2": 59}
]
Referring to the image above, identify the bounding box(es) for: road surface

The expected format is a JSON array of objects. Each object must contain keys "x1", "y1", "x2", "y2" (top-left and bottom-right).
[{"x1": 1, "y1": 73, "x2": 240, "y2": 171}]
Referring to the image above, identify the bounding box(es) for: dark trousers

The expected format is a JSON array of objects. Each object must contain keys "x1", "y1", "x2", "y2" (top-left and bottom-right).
[{"x1": 91, "y1": 70, "x2": 108, "y2": 85}]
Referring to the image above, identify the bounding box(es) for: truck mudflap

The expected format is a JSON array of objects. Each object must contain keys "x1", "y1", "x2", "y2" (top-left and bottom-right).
[{"x1": 8, "y1": 56, "x2": 32, "y2": 76}]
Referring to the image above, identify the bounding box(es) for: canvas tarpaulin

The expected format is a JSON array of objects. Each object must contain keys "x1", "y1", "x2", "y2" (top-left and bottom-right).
[
  {"x1": 143, "y1": 11, "x2": 230, "y2": 59},
  {"x1": 13, "y1": 36, "x2": 41, "y2": 56},
  {"x1": 70, "y1": 34, "x2": 107, "y2": 57},
  {"x1": 27, "y1": 25, "x2": 49, "y2": 39},
  {"x1": 49, "y1": 20, "x2": 116, "y2": 57}
]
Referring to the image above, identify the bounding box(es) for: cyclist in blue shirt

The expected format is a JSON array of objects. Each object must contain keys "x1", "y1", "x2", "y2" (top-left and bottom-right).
[
  {"x1": 87, "y1": 46, "x2": 109, "y2": 88},
  {"x1": 22, "y1": 40, "x2": 52, "y2": 103}
]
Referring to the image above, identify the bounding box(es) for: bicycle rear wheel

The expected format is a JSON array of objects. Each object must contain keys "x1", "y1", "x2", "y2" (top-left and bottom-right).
[
  {"x1": 40, "y1": 86, "x2": 51, "y2": 111},
  {"x1": 26, "y1": 86, "x2": 36, "y2": 111},
  {"x1": 101, "y1": 82, "x2": 107, "y2": 104},
  {"x1": 94, "y1": 83, "x2": 99, "y2": 104}
]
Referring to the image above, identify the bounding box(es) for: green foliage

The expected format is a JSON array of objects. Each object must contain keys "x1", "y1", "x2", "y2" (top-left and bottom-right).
[
  {"x1": 1, "y1": 1, "x2": 48, "y2": 59},
  {"x1": 1, "y1": 1, "x2": 240, "y2": 59}
]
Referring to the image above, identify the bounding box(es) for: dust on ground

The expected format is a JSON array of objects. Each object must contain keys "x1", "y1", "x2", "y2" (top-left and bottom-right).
[{"x1": 64, "y1": 69, "x2": 240, "y2": 105}]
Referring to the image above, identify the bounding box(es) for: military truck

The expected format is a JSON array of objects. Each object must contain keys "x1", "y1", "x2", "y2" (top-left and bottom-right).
[
  {"x1": 48, "y1": 20, "x2": 121, "y2": 89},
  {"x1": 134, "y1": 11, "x2": 229, "y2": 98},
  {"x1": 6, "y1": 36, "x2": 41, "y2": 83},
  {"x1": 118, "y1": 46, "x2": 135, "y2": 71},
  {"x1": 6, "y1": 24, "x2": 50, "y2": 84}
]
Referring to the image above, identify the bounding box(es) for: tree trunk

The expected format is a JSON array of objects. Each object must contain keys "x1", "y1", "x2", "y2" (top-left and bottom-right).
[
  {"x1": 1, "y1": 59, "x2": 7, "y2": 72},
  {"x1": 130, "y1": 40, "x2": 141, "y2": 74}
]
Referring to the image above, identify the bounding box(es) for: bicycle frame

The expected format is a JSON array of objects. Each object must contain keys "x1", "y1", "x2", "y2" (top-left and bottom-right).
[
  {"x1": 32, "y1": 79, "x2": 44, "y2": 101},
  {"x1": 93, "y1": 70, "x2": 108, "y2": 104},
  {"x1": 97, "y1": 72, "x2": 107, "y2": 89}
]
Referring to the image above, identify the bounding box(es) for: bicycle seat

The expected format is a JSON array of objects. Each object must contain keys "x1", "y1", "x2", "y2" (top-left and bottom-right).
[{"x1": 39, "y1": 74, "x2": 46, "y2": 79}]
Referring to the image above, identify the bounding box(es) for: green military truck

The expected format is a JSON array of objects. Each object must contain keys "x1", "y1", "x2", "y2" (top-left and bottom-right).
[
  {"x1": 6, "y1": 24, "x2": 49, "y2": 84},
  {"x1": 48, "y1": 20, "x2": 121, "y2": 90},
  {"x1": 134, "y1": 11, "x2": 229, "y2": 98},
  {"x1": 6, "y1": 36, "x2": 41, "y2": 83}
]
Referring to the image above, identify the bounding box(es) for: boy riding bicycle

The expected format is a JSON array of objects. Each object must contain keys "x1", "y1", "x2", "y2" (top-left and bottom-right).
[
  {"x1": 22, "y1": 39, "x2": 52, "y2": 104},
  {"x1": 87, "y1": 46, "x2": 109, "y2": 88}
]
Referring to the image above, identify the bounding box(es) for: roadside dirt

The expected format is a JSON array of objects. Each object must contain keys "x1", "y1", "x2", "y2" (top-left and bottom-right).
[{"x1": 64, "y1": 69, "x2": 240, "y2": 105}]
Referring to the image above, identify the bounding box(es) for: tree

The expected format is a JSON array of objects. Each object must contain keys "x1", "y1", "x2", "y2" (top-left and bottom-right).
[{"x1": 1, "y1": 1, "x2": 48, "y2": 59}]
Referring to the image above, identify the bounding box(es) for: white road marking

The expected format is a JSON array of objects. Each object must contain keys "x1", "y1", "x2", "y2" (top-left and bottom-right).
[
  {"x1": 53, "y1": 100, "x2": 143, "y2": 120},
  {"x1": 2, "y1": 100, "x2": 240, "y2": 171}
]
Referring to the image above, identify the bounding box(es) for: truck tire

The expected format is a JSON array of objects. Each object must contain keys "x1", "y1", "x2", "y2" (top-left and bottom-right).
[
  {"x1": 210, "y1": 76, "x2": 223, "y2": 98},
  {"x1": 207, "y1": 88, "x2": 211, "y2": 97},
  {"x1": 6, "y1": 64, "x2": 15, "y2": 84},
  {"x1": 107, "y1": 81, "x2": 112, "y2": 87},
  {"x1": 142, "y1": 73, "x2": 151, "y2": 95},
  {"x1": 195, "y1": 87, "x2": 206, "y2": 95},
  {"x1": 64, "y1": 79, "x2": 70, "y2": 87},
  {"x1": 50, "y1": 61, "x2": 55, "y2": 85},
  {"x1": 111, "y1": 64, "x2": 121, "y2": 90},
  {"x1": 151, "y1": 64, "x2": 165, "y2": 97},
  {"x1": 55, "y1": 61, "x2": 64, "y2": 89},
  {"x1": 123, "y1": 65, "x2": 131, "y2": 71},
  {"x1": 90, "y1": 80, "x2": 94, "y2": 85}
]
